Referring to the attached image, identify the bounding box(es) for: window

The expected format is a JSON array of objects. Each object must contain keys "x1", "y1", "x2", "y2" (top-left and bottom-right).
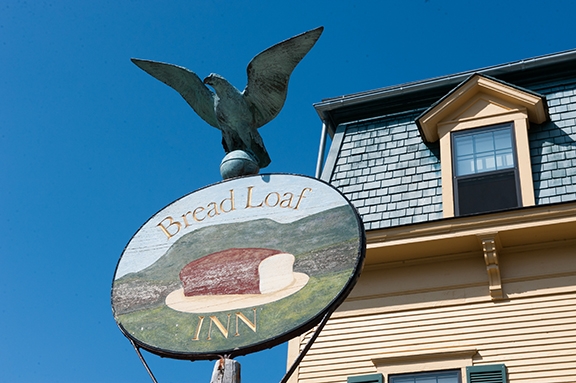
[
  {"x1": 348, "y1": 373, "x2": 383, "y2": 383},
  {"x1": 452, "y1": 124, "x2": 520, "y2": 215},
  {"x1": 348, "y1": 365, "x2": 506, "y2": 383},
  {"x1": 389, "y1": 370, "x2": 461, "y2": 383}
]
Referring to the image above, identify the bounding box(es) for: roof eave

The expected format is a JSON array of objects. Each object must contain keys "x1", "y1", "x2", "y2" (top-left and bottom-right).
[{"x1": 315, "y1": 48, "x2": 576, "y2": 136}]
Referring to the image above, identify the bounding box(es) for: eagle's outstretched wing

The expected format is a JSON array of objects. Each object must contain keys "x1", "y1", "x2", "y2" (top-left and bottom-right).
[
  {"x1": 243, "y1": 27, "x2": 323, "y2": 128},
  {"x1": 131, "y1": 58, "x2": 219, "y2": 129}
]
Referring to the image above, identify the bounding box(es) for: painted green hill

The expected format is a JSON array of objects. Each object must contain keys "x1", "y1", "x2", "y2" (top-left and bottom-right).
[{"x1": 113, "y1": 204, "x2": 362, "y2": 315}]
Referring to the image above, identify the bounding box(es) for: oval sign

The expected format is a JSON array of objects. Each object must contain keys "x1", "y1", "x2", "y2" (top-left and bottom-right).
[{"x1": 111, "y1": 174, "x2": 365, "y2": 359}]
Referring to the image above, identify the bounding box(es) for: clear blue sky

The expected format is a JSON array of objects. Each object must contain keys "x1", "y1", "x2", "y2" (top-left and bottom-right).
[{"x1": 2, "y1": 1, "x2": 575, "y2": 382}]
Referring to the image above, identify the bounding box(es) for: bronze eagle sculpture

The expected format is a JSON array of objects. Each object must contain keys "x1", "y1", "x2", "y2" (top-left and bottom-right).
[{"x1": 131, "y1": 26, "x2": 323, "y2": 170}]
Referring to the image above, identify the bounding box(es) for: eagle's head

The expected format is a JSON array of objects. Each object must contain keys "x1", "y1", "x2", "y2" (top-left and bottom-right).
[{"x1": 203, "y1": 73, "x2": 225, "y2": 86}]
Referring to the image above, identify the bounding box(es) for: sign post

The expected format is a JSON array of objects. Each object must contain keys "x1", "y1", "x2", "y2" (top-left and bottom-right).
[{"x1": 210, "y1": 358, "x2": 240, "y2": 383}]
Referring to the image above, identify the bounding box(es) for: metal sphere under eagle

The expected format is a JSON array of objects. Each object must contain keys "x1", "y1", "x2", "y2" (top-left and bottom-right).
[{"x1": 131, "y1": 27, "x2": 324, "y2": 179}]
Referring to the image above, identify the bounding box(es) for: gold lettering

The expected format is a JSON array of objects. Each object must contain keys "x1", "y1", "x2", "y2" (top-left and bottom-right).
[
  {"x1": 235, "y1": 309, "x2": 257, "y2": 336},
  {"x1": 220, "y1": 189, "x2": 236, "y2": 213},
  {"x1": 192, "y1": 206, "x2": 205, "y2": 222},
  {"x1": 279, "y1": 192, "x2": 294, "y2": 208},
  {"x1": 207, "y1": 314, "x2": 231, "y2": 339},
  {"x1": 245, "y1": 186, "x2": 263, "y2": 208},
  {"x1": 264, "y1": 192, "x2": 280, "y2": 207},
  {"x1": 192, "y1": 316, "x2": 205, "y2": 341},
  {"x1": 181, "y1": 211, "x2": 193, "y2": 228},
  {"x1": 157, "y1": 216, "x2": 181, "y2": 239},
  {"x1": 294, "y1": 188, "x2": 312, "y2": 210},
  {"x1": 206, "y1": 202, "x2": 219, "y2": 218}
]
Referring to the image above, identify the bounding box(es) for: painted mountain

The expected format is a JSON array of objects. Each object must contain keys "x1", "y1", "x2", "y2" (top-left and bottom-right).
[{"x1": 112, "y1": 204, "x2": 363, "y2": 356}]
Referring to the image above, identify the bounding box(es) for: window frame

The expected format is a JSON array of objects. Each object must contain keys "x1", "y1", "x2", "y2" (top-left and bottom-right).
[
  {"x1": 451, "y1": 123, "x2": 522, "y2": 216},
  {"x1": 348, "y1": 373, "x2": 384, "y2": 383},
  {"x1": 439, "y1": 112, "x2": 535, "y2": 218},
  {"x1": 371, "y1": 348, "x2": 477, "y2": 383},
  {"x1": 389, "y1": 368, "x2": 462, "y2": 383}
]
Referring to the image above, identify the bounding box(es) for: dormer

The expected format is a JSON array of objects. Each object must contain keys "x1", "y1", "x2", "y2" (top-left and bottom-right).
[{"x1": 417, "y1": 74, "x2": 549, "y2": 217}]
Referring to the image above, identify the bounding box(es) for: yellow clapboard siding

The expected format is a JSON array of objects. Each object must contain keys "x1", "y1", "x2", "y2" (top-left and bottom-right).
[
  {"x1": 509, "y1": 361, "x2": 576, "y2": 379},
  {"x1": 322, "y1": 296, "x2": 576, "y2": 333},
  {"x1": 299, "y1": 375, "x2": 355, "y2": 383},
  {"x1": 325, "y1": 303, "x2": 576, "y2": 335},
  {"x1": 330, "y1": 291, "x2": 576, "y2": 323},
  {"x1": 320, "y1": 306, "x2": 575, "y2": 341},
  {"x1": 298, "y1": 331, "x2": 576, "y2": 367},
  {"x1": 309, "y1": 319, "x2": 576, "y2": 348},
  {"x1": 298, "y1": 360, "x2": 374, "y2": 374},
  {"x1": 304, "y1": 321, "x2": 575, "y2": 353},
  {"x1": 482, "y1": 354, "x2": 576, "y2": 367},
  {"x1": 312, "y1": 316, "x2": 576, "y2": 348},
  {"x1": 474, "y1": 344, "x2": 576, "y2": 360},
  {"x1": 304, "y1": 323, "x2": 576, "y2": 354},
  {"x1": 299, "y1": 366, "x2": 376, "y2": 381},
  {"x1": 300, "y1": 330, "x2": 575, "y2": 369},
  {"x1": 306, "y1": 298, "x2": 576, "y2": 345},
  {"x1": 302, "y1": 325, "x2": 576, "y2": 356},
  {"x1": 296, "y1": 292, "x2": 576, "y2": 383},
  {"x1": 510, "y1": 376, "x2": 576, "y2": 383}
]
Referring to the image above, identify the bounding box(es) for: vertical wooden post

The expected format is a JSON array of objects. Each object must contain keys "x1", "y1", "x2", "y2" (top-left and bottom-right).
[{"x1": 210, "y1": 357, "x2": 240, "y2": 383}]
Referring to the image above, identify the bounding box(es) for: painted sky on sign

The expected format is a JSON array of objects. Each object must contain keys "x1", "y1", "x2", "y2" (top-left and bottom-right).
[
  {"x1": 3, "y1": 1, "x2": 576, "y2": 382},
  {"x1": 115, "y1": 174, "x2": 348, "y2": 278}
]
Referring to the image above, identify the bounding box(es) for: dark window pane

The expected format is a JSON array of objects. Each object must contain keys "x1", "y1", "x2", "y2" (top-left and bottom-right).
[
  {"x1": 390, "y1": 370, "x2": 460, "y2": 383},
  {"x1": 457, "y1": 170, "x2": 518, "y2": 215}
]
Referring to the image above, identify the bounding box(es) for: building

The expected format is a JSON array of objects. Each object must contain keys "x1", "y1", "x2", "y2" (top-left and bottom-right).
[{"x1": 287, "y1": 49, "x2": 576, "y2": 383}]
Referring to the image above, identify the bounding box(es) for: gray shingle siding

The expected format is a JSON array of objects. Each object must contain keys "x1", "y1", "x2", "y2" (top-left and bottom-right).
[
  {"x1": 325, "y1": 80, "x2": 576, "y2": 231},
  {"x1": 531, "y1": 80, "x2": 576, "y2": 205},
  {"x1": 328, "y1": 112, "x2": 443, "y2": 230}
]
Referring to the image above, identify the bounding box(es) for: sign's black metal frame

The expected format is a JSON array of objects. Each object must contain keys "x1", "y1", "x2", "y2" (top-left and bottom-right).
[{"x1": 112, "y1": 173, "x2": 366, "y2": 361}]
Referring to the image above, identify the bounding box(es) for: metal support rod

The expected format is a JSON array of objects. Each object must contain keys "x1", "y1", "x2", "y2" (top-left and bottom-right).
[
  {"x1": 279, "y1": 311, "x2": 332, "y2": 383},
  {"x1": 130, "y1": 339, "x2": 159, "y2": 383},
  {"x1": 315, "y1": 122, "x2": 328, "y2": 179}
]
